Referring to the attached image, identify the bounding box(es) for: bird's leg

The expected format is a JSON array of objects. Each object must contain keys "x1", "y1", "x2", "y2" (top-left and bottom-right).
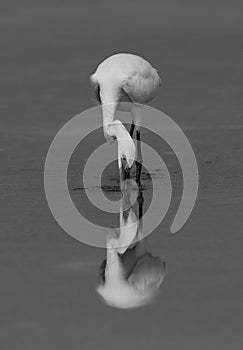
[
  {"x1": 135, "y1": 190, "x2": 147, "y2": 257},
  {"x1": 137, "y1": 189, "x2": 144, "y2": 222},
  {"x1": 135, "y1": 128, "x2": 143, "y2": 186},
  {"x1": 129, "y1": 121, "x2": 135, "y2": 138},
  {"x1": 131, "y1": 105, "x2": 143, "y2": 186}
]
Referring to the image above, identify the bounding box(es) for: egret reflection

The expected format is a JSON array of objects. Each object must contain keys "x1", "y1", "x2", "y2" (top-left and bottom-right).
[{"x1": 97, "y1": 181, "x2": 166, "y2": 309}]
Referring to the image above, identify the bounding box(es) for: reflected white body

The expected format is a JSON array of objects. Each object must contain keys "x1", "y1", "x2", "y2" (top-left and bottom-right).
[{"x1": 97, "y1": 186, "x2": 166, "y2": 309}]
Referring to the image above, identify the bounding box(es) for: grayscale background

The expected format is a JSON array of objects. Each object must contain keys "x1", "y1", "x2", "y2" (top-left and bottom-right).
[{"x1": 1, "y1": 0, "x2": 243, "y2": 349}]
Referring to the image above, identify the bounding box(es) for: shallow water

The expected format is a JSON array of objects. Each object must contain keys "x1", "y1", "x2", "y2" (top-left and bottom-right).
[{"x1": 1, "y1": 0, "x2": 243, "y2": 349}]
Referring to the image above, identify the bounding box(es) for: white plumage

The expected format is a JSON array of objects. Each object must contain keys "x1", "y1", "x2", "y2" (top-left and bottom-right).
[
  {"x1": 90, "y1": 53, "x2": 161, "y2": 105},
  {"x1": 90, "y1": 53, "x2": 162, "y2": 186},
  {"x1": 108, "y1": 119, "x2": 136, "y2": 170},
  {"x1": 96, "y1": 186, "x2": 166, "y2": 309}
]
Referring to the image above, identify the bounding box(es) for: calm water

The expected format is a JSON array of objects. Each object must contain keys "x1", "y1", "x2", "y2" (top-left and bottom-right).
[{"x1": 1, "y1": 1, "x2": 243, "y2": 349}]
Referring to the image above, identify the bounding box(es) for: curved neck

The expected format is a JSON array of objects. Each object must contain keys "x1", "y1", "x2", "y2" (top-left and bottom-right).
[
  {"x1": 102, "y1": 103, "x2": 118, "y2": 136},
  {"x1": 100, "y1": 84, "x2": 119, "y2": 137},
  {"x1": 108, "y1": 120, "x2": 130, "y2": 140}
]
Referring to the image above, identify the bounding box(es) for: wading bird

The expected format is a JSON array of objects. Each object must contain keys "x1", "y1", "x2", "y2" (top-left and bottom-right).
[{"x1": 90, "y1": 53, "x2": 162, "y2": 186}]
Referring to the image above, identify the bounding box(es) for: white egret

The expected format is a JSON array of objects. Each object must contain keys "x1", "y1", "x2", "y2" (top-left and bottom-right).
[{"x1": 90, "y1": 53, "x2": 162, "y2": 185}]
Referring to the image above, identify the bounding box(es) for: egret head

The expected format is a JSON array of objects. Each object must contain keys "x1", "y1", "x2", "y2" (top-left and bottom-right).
[{"x1": 104, "y1": 119, "x2": 136, "y2": 168}]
